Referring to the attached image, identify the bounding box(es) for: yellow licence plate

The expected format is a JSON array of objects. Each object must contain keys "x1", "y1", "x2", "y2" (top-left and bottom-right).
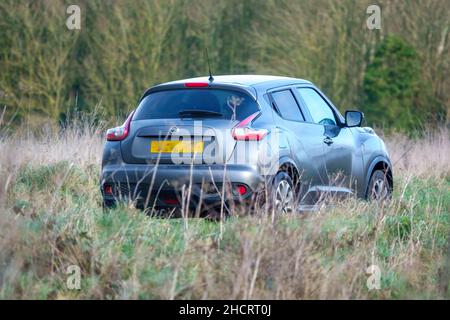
[{"x1": 150, "y1": 140, "x2": 204, "y2": 154}]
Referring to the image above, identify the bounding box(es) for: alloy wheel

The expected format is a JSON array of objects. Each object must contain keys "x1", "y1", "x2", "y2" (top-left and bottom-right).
[
  {"x1": 275, "y1": 180, "x2": 294, "y2": 214},
  {"x1": 371, "y1": 178, "x2": 389, "y2": 201}
]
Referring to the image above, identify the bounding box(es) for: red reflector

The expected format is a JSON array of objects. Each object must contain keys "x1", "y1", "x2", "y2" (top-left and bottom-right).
[
  {"x1": 184, "y1": 82, "x2": 209, "y2": 88},
  {"x1": 162, "y1": 197, "x2": 179, "y2": 205},
  {"x1": 236, "y1": 184, "x2": 247, "y2": 196},
  {"x1": 104, "y1": 185, "x2": 113, "y2": 195}
]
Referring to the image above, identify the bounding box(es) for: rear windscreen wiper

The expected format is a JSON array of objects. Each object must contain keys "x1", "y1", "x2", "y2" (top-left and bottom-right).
[{"x1": 179, "y1": 109, "x2": 223, "y2": 118}]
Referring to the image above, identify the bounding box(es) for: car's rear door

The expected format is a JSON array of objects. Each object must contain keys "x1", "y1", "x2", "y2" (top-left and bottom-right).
[
  {"x1": 268, "y1": 88, "x2": 328, "y2": 198},
  {"x1": 294, "y1": 86, "x2": 357, "y2": 191}
]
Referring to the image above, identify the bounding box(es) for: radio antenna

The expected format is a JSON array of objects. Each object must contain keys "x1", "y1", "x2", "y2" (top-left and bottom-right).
[{"x1": 206, "y1": 48, "x2": 214, "y2": 82}]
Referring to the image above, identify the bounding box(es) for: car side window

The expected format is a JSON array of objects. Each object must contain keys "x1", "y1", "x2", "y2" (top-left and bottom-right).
[
  {"x1": 296, "y1": 88, "x2": 336, "y2": 126},
  {"x1": 271, "y1": 90, "x2": 305, "y2": 122}
]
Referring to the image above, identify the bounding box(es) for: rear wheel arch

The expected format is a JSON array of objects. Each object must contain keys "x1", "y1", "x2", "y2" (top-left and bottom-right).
[{"x1": 278, "y1": 158, "x2": 301, "y2": 192}]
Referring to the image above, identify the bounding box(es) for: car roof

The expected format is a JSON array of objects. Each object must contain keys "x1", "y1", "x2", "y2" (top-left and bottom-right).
[
  {"x1": 162, "y1": 74, "x2": 311, "y2": 87},
  {"x1": 141, "y1": 75, "x2": 313, "y2": 102}
]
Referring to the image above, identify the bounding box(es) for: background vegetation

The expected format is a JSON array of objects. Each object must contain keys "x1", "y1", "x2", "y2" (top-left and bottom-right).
[{"x1": 0, "y1": 0, "x2": 449, "y2": 131}]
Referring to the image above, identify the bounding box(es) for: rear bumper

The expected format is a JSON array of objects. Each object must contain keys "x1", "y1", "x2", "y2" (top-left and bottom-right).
[{"x1": 101, "y1": 163, "x2": 265, "y2": 208}]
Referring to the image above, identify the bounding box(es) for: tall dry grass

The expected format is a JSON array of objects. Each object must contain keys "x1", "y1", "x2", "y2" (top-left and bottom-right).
[
  {"x1": 1, "y1": 125, "x2": 448, "y2": 182},
  {"x1": 385, "y1": 128, "x2": 450, "y2": 178},
  {"x1": 0, "y1": 125, "x2": 449, "y2": 299}
]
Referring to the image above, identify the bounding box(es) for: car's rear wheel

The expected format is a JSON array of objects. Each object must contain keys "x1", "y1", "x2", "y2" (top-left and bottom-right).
[
  {"x1": 270, "y1": 171, "x2": 296, "y2": 215},
  {"x1": 368, "y1": 170, "x2": 392, "y2": 202}
]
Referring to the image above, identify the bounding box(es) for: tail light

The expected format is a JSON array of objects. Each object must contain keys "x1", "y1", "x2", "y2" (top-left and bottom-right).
[
  {"x1": 235, "y1": 184, "x2": 248, "y2": 196},
  {"x1": 104, "y1": 184, "x2": 113, "y2": 195},
  {"x1": 106, "y1": 110, "x2": 135, "y2": 141},
  {"x1": 231, "y1": 112, "x2": 268, "y2": 141}
]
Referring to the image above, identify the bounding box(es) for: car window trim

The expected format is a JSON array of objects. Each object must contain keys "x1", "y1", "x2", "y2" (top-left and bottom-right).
[
  {"x1": 295, "y1": 86, "x2": 345, "y2": 127},
  {"x1": 268, "y1": 88, "x2": 306, "y2": 123}
]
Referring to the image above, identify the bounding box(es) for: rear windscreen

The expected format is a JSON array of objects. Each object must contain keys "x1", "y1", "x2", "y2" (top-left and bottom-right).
[{"x1": 133, "y1": 89, "x2": 259, "y2": 121}]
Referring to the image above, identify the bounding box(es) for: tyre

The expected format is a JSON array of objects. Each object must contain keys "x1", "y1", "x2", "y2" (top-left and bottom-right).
[
  {"x1": 102, "y1": 199, "x2": 116, "y2": 212},
  {"x1": 367, "y1": 170, "x2": 392, "y2": 202},
  {"x1": 269, "y1": 171, "x2": 296, "y2": 214}
]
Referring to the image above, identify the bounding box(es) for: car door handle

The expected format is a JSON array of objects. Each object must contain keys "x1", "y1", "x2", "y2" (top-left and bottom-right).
[{"x1": 323, "y1": 137, "x2": 334, "y2": 145}]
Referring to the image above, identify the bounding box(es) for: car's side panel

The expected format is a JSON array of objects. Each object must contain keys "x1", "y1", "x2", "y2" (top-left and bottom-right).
[
  {"x1": 250, "y1": 92, "x2": 293, "y2": 178},
  {"x1": 293, "y1": 85, "x2": 367, "y2": 196},
  {"x1": 266, "y1": 87, "x2": 328, "y2": 199},
  {"x1": 322, "y1": 125, "x2": 358, "y2": 190},
  {"x1": 276, "y1": 122, "x2": 328, "y2": 198},
  {"x1": 350, "y1": 127, "x2": 391, "y2": 197}
]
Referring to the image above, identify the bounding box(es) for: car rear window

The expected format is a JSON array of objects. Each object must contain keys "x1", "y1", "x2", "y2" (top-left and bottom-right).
[{"x1": 133, "y1": 89, "x2": 259, "y2": 121}]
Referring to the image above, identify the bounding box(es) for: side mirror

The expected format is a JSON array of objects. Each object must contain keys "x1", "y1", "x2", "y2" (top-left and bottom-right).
[{"x1": 345, "y1": 110, "x2": 364, "y2": 127}]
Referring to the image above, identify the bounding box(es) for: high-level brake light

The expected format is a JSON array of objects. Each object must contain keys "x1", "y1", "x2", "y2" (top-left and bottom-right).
[{"x1": 184, "y1": 82, "x2": 209, "y2": 88}]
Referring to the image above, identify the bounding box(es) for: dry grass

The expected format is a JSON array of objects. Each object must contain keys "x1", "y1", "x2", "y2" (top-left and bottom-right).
[
  {"x1": 0, "y1": 125, "x2": 449, "y2": 299},
  {"x1": 385, "y1": 128, "x2": 450, "y2": 178}
]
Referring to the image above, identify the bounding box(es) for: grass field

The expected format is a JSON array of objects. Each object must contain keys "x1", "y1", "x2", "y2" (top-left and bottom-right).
[{"x1": 0, "y1": 124, "x2": 449, "y2": 299}]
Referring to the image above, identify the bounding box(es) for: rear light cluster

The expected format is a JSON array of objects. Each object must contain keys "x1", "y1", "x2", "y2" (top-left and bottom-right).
[
  {"x1": 104, "y1": 184, "x2": 113, "y2": 195},
  {"x1": 232, "y1": 112, "x2": 268, "y2": 141},
  {"x1": 106, "y1": 110, "x2": 135, "y2": 141},
  {"x1": 234, "y1": 184, "x2": 248, "y2": 196}
]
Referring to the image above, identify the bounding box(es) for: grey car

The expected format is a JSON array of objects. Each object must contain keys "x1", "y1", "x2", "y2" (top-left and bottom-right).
[{"x1": 101, "y1": 75, "x2": 393, "y2": 215}]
